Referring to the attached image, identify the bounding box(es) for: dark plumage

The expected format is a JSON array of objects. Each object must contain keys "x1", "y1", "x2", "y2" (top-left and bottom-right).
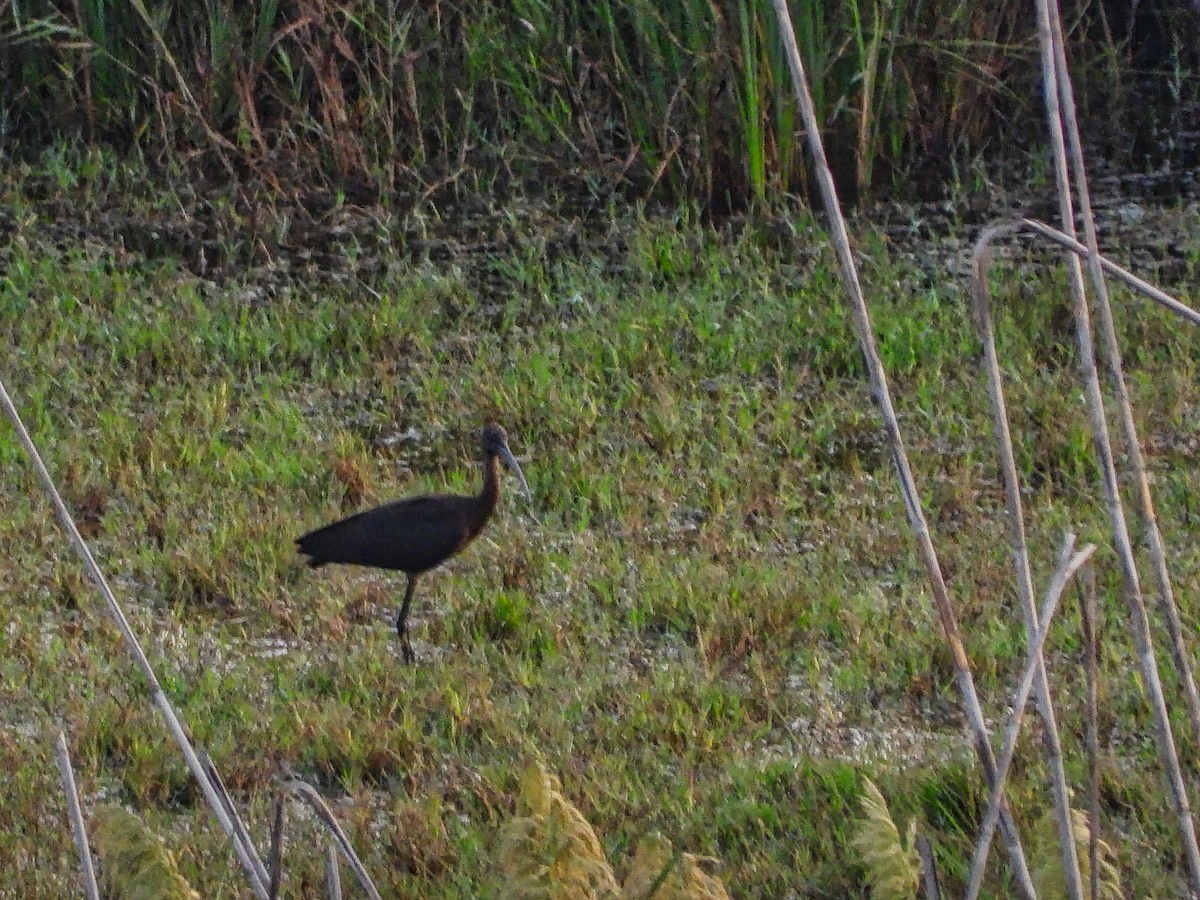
[{"x1": 297, "y1": 423, "x2": 529, "y2": 662}]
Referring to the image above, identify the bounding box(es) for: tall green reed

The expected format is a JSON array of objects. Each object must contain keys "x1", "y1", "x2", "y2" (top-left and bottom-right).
[{"x1": 1, "y1": 0, "x2": 1189, "y2": 207}]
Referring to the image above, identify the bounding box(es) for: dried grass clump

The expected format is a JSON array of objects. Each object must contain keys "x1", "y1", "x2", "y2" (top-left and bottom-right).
[
  {"x1": 499, "y1": 763, "x2": 731, "y2": 899},
  {"x1": 851, "y1": 778, "x2": 919, "y2": 900},
  {"x1": 622, "y1": 832, "x2": 730, "y2": 900},
  {"x1": 499, "y1": 763, "x2": 622, "y2": 899},
  {"x1": 90, "y1": 805, "x2": 200, "y2": 900},
  {"x1": 1031, "y1": 806, "x2": 1121, "y2": 900}
]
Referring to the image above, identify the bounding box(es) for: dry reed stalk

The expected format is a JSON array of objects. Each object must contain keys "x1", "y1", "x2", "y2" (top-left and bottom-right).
[
  {"x1": 268, "y1": 794, "x2": 286, "y2": 900},
  {"x1": 1043, "y1": 0, "x2": 1200, "y2": 752},
  {"x1": 1032, "y1": 0, "x2": 1200, "y2": 889},
  {"x1": 326, "y1": 841, "x2": 343, "y2": 900},
  {"x1": 974, "y1": 210, "x2": 1200, "y2": 894},
  {"x1": 55, "y1": 731, "x2": 100, "y2": 900},
  {"x1": 963, "y1": 534, "x2": 1096, "y2": 899},
  {"x1": 768, "y1": 0, "x2": 1037, "y2": 893},
  {"x1": 1079, "y1": 566, "x2": 1100, "y2": 900},
  {"x1": 279, "y1": 779, "x2": 382, "y2": 900},
  {"x1": 972, "y1": 219, "x2": 1084, "y2": 897},
  {"x1": 200, "y1": 751, "x2": 272, "y2": 889},
  {"x1": 917, "y1": 834, "x2": 941, "y2": 900},
  {"x1": 1018, "y1": 219, "x2": 1200, "y2": 326},
  {"x1": 0, "y1": 377, "x2": 272, "y2": 900}
]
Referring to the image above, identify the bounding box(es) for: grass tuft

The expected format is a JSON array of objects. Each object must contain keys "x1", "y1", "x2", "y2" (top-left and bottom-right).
[
  {"x1": 91, "y1": 805, "x2": 201, "y2": 900},
  {"x1": 852, "y1": 777, "x2": 920, "y2": 900},
  {"x1": 1031, "y1": 805, "x2": 1122, "y2": 900},
  {"x1": 499, "y1": 762, "x2": 624, "y2": 898}
]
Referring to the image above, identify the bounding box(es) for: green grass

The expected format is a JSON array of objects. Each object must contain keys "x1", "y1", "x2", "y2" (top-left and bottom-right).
[{"x1": 1, "y1": 160, "x2": 1200, "y2": 896}]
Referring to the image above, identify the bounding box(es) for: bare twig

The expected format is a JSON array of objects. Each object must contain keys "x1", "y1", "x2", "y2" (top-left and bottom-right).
[
  {"x1": 1079, "y1": 566, "x2": 1100, "y2": 900},
  {"x1": 917, "y1": 834, "x2": 941, "y2": 900},
  {"x1": 769, "y1": 1, "x2": 1037, "y2": 893},
  {"x1": 201, "y1": 751, "x2": 272, "y2": 890},
  {"x1": 280, "y1": 779, "x2": 382, "y2": 900},
  {"x1": 964, "y1": 535, "x2": 1096, "y2": 900},
  {"x1": 268, "y1": 794, "x2": 287, "y2": 900},
  {"x1": 1018, "y1": 219, "x2": 1200, "y2": 327},
  {"x1": 326, "y1": 841, "x2": 343, "y2": 900},
  {"x1": 1032, "y1": 0, "x2": 1200, "y2": 888},
  {"x1": 54, "y1": 731, "x2": 100, "y2": 900},
  {"x1": 972, "y1": 220, "x2": 1083, "y2": 897},
  {"x1": 0, "y1": 377, "x2": 271, "y2": 900}
]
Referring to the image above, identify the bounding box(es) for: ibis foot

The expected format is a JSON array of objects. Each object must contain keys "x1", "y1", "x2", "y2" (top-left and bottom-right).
[{"x1": 397, "y1": 621, "x2": 415, "y2": 665}]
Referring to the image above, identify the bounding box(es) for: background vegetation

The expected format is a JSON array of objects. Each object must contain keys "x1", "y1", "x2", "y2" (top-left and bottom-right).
[{"x1": 2, "y1": 0, "x2": 1197, "y2": 211}]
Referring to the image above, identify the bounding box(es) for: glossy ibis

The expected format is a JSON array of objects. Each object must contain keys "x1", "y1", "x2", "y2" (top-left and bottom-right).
[{"x1": 296, "y1": 423, "x2": 529, "y2": 662}]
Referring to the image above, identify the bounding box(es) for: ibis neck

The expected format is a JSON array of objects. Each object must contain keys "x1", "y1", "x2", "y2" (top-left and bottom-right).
[{"x1": 478, "y1": 451, "x2": 501, "y2": 518}]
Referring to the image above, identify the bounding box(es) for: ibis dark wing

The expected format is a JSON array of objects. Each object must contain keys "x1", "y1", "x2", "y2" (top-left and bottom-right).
[{"x1": 296, "y1": 494, "x2": 476, "y2": 574}]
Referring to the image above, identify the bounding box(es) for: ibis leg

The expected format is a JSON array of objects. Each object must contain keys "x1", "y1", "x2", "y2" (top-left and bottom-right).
[{"x1": 396, "y1": 574, "x2": 417, "y2": 664}]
